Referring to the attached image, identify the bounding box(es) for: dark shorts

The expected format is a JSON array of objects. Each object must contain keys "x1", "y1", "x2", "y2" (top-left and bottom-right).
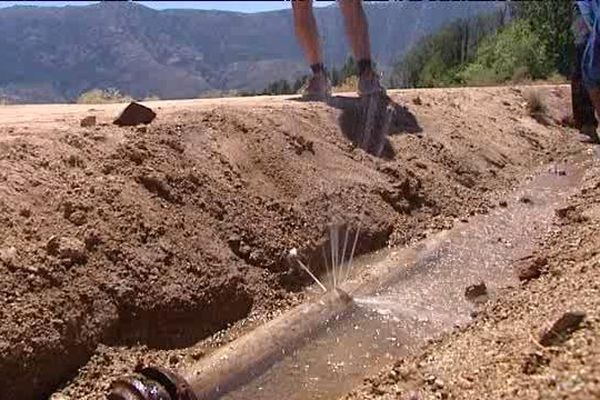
[
  {"x1": 573, "y1": 41, "x2": 598, "y2": 130},
  {"x1": 583, "y1": 36, "x2": 600, "y2": 90}
]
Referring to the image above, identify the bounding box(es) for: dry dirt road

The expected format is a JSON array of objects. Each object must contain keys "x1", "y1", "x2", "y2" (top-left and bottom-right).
[{"x1": 0, "y1": 85, "x2": 595, "y2": 400}]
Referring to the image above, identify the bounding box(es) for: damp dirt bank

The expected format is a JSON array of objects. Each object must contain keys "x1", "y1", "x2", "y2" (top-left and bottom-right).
[
  {"x1": 344, "y1": 154, "x2": 600, "y2": 400},
  {"x1": 218, "y1": 153, "x2": 592, "y2": 400}
]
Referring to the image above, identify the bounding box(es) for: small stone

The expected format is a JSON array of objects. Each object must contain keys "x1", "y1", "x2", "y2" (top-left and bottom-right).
[
  {"x1": 49, "y1": 393, "x2": 70, "y2": 400},
  {"x1": 19, "y1": 207, "x2": 31, "y2": 218},
  {"x1": 539, "y1": 311, "x2": 586, "y2": 347},
  {"x1": 415, "y1": 161, "x2": 428, "y2": 170},
  {"x1": 190, "y1": 349, "x2": 205, "y2": 361},
  {"x1": 68, "y1": 210, "x2": 87, "y2": 226},
  {"x1": 413, "y1": 96, "x2": 423, "y2": 106},
  {"x1": 226, "y1": 234, "x2": 241, "y2": 246},
  {"x1": 46, "y1": 236, "x2": 87, "y2": 265},
  {"x1": 522, "y1": 351, "x2": 549, "y2": 375},
  {"x1": 0, "y1": 246, "x2": 17, "y2": 267},
  {"x1": 519, "y1": 196, "x2": 532, "y2": 204},
  {"x1": 169, "y1": 354, "x2": 180, "y2": 365},
  {"x1": 516, "y1": 256, "x2": 547, "y2": 282},
  {"x1": 113, "y1": 102, "x2": 156, "y2": 127},
  {"x1": 58, "y1": 237, "x2": 87, "y2": 264},
  {"x1": 555, "y1": 205, "x2": 575, "y2": 219},
  {"x1": 465, "y1": 282, "x2": 487, "y2": 301},
  {"x1": 84, "y1": 229, "x2": 103, "y2": 250},
  {"x1": 46, "y1": 236, "x2": 60, "y2": 255},
  {"x1": 404, "y1": 391, "x2": 422, "y2": 400},
  {"x1": 136, "y1": 126, "x2": 148, "y2": 133},
  {"x1": 137, "y1": 173, "x2": 173, "y2": 201},
  {"x1": 499, "y1": 200, "x2": 508, "y2": 208},
  {"x1": 239, "y1": 244, "x2": 251, "y2": 256},
  {"x1": 80, "y1": 116, "x2": 96, "y2": 128}
]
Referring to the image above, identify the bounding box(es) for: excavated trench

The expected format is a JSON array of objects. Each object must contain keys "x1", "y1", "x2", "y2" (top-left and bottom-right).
[
  {"x1": 108, "y1": 152, "x2": 592, "y2": 400},
  {"x1": 212, "y1": 158, "x2": 589, "y2": 400},
  {"x1": 2, "y1": 86, "x2": 582, "y2": 400}
]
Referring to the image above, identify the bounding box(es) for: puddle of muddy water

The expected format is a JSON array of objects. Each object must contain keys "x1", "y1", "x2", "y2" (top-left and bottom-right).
[{"x1": 221, "y1": 160, "x2": 588, "y2": 400}]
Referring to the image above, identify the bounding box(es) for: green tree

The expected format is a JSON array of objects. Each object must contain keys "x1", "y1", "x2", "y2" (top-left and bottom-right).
[
  {"x1": 329, "y1": 66, "x2": 341, "y2": 87},
  {"x1": 262, "y1": 79, "x2": 295, "y2": 95},
  {"x1": 292, "y1": 76, "x2": 307, "y2": 93},
  {"x1": 340, "y1": 56, "x2": 358, "y2": 81},
  {"x1": 511, "y1": 0, "x2": 573, "y2": 75},
  {"x1": 392, "y1": 10, "x2": 506, "y2": 88},
  {"x1": 459, "y1": 20, "x2": 554, "y2": 85}
]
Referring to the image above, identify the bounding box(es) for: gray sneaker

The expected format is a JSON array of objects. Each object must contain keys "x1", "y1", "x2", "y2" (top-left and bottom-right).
[
  {"x1": 358, "y1": 70, "x2": 386, "y2": 97},
  {"x1": 300, "y1": 73, "x2": 332, "y2": 101}
]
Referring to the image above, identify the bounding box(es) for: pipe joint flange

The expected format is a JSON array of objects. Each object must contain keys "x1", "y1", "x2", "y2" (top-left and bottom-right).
[{"x1": 108, "y1": 365, "x2": 197, "y2": 400}]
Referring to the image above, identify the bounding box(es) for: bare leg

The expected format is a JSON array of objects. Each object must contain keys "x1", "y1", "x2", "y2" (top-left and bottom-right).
[
  {"x1": 292, "y1": 0, "x2": 323, "y2": 66},
  {"x1": 338, "y1": 0, "x2": 383, "y2": 95},
  {"x1": 338, "y1": 0, "x2": 371, "y2": 63},
  {"x1": 292, "y1": 0, "x2": 331, "y2": 99}
]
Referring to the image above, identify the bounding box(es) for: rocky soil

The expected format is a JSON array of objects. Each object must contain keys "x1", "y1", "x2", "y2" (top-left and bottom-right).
[{"x1": 0, "y1": 85, "x2": 582, "y2": 399}]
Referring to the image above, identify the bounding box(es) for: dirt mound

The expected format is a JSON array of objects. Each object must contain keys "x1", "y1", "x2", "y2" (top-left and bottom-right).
[{"x1": 0, "y1": 85, "x2": 576, "y2": 399}]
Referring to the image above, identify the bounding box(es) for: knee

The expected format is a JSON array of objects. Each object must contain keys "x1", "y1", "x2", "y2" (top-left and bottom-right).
[
  {"x1": 292, "y1": 0, "x2": 312, "y2": 13},
  {"x1": 338, "y1": 0, "x2": 362, "y2": 12},
  {"x1": 293, "y1": 0, "x2": 314, "y2": 27}
]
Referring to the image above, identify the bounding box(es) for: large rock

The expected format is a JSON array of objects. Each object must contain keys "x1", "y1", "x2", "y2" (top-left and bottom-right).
[{"x1": 113, "y1": 102, "x2": 156, "y2": 127}]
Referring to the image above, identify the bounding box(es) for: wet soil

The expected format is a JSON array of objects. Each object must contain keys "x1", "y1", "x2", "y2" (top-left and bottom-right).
[
  {"x1": 221, "y1": 152, "x2": 591, "y2": 400},
  {"x1": 0, "y1": 85, "x2": 581, "y2": 399},
  {"x1": 345, "y1": 155, "x2": 600, "y2": 400}
]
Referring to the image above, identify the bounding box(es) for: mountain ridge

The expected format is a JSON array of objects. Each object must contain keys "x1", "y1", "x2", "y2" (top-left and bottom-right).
[{"x1": 0, "y1": 1, "x2": 503, "y2": 103}]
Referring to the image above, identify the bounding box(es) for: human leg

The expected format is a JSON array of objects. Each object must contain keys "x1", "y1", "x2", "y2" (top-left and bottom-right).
[
  {"x1": 338, "y1": 0, "x2": 384, "y2": 96},
  {"x1": 292, "y1": 0, "x2": 331, "y2": 99}
]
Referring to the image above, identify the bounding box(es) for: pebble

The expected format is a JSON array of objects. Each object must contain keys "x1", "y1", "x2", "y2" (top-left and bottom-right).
[{"x1": 0, "y1": 246, "x2": 17, "y2": 267}]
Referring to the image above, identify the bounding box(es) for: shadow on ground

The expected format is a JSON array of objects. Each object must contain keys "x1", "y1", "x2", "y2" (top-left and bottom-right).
[{"x1": 292, "y1": 94, "x2": 422, "y2": 159}]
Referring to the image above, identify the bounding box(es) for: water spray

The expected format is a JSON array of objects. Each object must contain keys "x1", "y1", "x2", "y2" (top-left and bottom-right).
[
  {"x1": 289, "y1": 247, "x2": 328, "y2": 293},
  {"x1": 107, "y1": 93, "x2": 392, "y2": 400},
  {"x1": 108, "y1": 288, "x2": 353, "y2": 400}
]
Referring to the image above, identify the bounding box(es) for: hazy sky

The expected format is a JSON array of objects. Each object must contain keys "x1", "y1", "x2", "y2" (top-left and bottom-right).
[{"x1": 0, "y1": 1, "x2": 336, "y2": 13}]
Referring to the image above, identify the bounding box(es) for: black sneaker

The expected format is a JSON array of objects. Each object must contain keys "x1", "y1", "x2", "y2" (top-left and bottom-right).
[
  {"x1": 358, "y1": 70, "x2": 386, "y2": 97},
  {"x1": 300, "y1": 73, "x2": 332, "y2": 101},
  {"x1": 581, "y1": 124, "x2": 600, "y2": 143}
]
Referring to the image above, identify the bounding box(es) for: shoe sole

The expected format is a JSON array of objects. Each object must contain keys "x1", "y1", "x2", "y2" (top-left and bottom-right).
[{"x1": 301, "y1": 93, "x2": 331, "y2": 102}]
